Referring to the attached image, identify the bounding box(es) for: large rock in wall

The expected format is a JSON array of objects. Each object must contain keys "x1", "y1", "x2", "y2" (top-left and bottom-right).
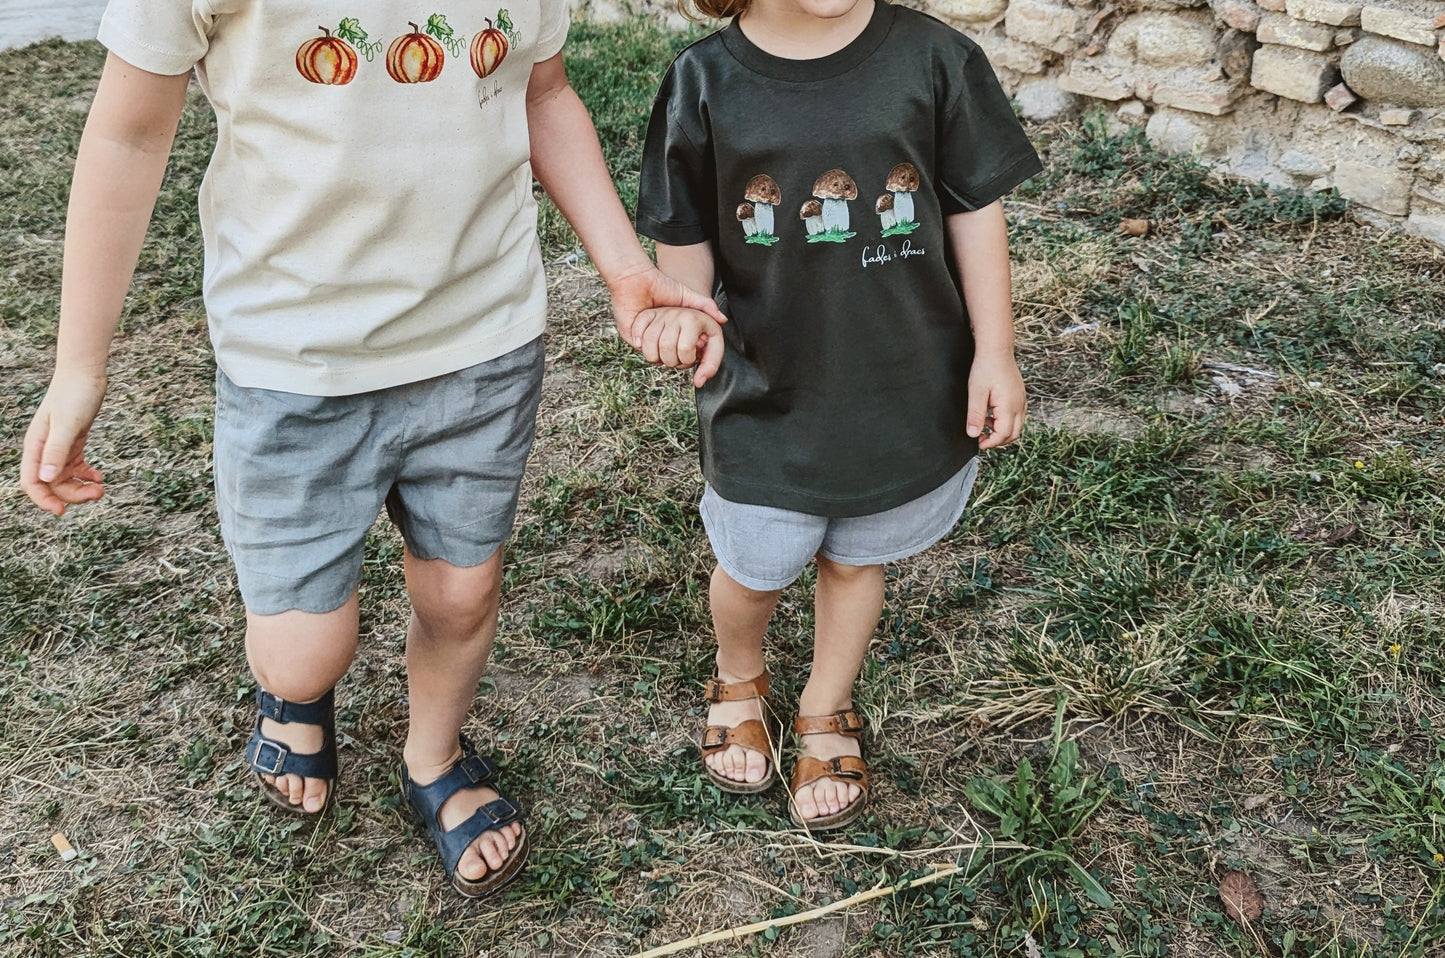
[{"x1": 576, "y1": 0, "x2": 1445, "y2": 246}]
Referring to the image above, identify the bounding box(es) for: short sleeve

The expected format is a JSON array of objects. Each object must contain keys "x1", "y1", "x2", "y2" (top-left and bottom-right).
[
  {"x1": 635, "y1": 73, "x2": 714, "y2": 247},
  {"x1": 98, "y1": 0, "x2": 212, "y2": 76},
  {"x1": 535, "y1": 0, "x2": 570, "y2": 62},
  {"x1": 935, "y1": 45, "x2": 1043, "y2": 214}
]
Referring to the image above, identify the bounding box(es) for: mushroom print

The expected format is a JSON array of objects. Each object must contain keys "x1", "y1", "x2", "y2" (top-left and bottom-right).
[
  {"x1": 741, "y1": 174, "x2": 781, "y2": 246},
  {"x1": 296, "y1": 26, "x2": 360, "y2": 85},
  {"x1": 881, "y1": 162, "x2": 921, "y2": 237},
  {"x1": 875, "y1": 193, "x2": 895, "y2": 232},
  {"x1": 737, "y1": 202, "x2": 758, "y2": 238},
  {"x1": 471, "y1": 16, "x2": 509, "y2": 78},
  {"x1": 386, "y1": 18, "x2": 451, "y2": 83},
  {"x1": 800, "y1": 199, "x2": 824, "y2": 238},
  {"x1": 808, "y1": 169, "x2": 858, "y2": 243}
]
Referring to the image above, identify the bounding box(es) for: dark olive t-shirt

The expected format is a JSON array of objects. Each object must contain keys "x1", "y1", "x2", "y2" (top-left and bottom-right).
[{"x1": 636, "y1": 2, "x2": 1041, "y2": 517}]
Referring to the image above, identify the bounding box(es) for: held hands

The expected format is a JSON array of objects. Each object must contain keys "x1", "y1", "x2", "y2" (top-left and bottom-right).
[
  {"x1": 630, "y1": 307, "x2": 725, "y2": 388},
  {"x1": 605, "y1": 262, "x2": 727, "y2": 388},
  {"x1": 606, "y1": 262, "x2": 726, "y2": 347},
  {"x1": 21, "y1": 371, "x2": 108, "y2": 516},
  {"x1": 967, "y1": 351, "x2": 1026, "y2": 450}
]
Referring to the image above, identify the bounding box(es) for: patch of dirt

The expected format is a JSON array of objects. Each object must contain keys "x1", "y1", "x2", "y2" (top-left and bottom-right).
[{"x1": 1030, "y1": 402, "x2": 1142, "y2": 438}]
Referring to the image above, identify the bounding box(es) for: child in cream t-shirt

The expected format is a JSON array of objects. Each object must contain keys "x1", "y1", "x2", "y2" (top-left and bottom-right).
[{"x1": 21, "y1": 0, "x2": 723, "y2": 898}]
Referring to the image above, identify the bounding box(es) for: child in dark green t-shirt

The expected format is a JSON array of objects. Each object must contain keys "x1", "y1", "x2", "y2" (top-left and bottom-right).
[{"x1": 633, "y1": 0, "x2": 1040, "y2": 829}]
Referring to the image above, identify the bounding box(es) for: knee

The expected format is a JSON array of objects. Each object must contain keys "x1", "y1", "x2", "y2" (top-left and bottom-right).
[
  {"x1": 246, "y1": 604, "x2": 358, "y2": 699},
  {"x1": 815, "y1": 554, "x2": 881, "y2": 583},
  {"x1": 409, "y1": 555, "x2": 503, "y2": 639},
  {"x1": 712, "y1": 564, "x2": 782, "y2": 604}
]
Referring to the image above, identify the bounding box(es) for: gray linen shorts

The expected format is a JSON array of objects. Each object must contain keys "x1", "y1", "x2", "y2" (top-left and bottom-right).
[
  {"x1": 700, "y1": 457, "x2": 981, "y2": 592},
  {"x1": 213, "y1": 338, "x2": 545, "y2": 616}
]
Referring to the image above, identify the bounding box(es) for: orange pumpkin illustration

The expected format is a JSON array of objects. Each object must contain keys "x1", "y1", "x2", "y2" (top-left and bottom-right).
[
  {"x1": 470, "y1": 18, "x2": 509, "y2": 78},
  {"x1": 296, "y1": 27, "x2": 359, "y2": 85},
  {"x1": 387, "y1": 22, "x2": 445, "y2": 83}
]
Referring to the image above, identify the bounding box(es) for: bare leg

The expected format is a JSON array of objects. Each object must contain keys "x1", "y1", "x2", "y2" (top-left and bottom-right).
[
  {"x1": 793, "y1": 556, "x2": 884, "y2": 821},
  {"x1": 246, "y1": 594, "x2": 359, "y2": 813},
  {"x1": 401, "y1": 547, "x2": 522, "y2": 882},
  {"x1": 706, "y1": 565, "x2": 780, "y2": 784}
]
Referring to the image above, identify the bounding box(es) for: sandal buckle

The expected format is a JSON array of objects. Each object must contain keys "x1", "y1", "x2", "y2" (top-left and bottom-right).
[
  {"x1": 459, "y1": 755, "x2": 490, "y2": 783},
  {"x1": 701, "y1": 726, "x2": 728, "y2": 749},
  {"x1": 704, "y1": 678, "x2": 724, "y2": 702},
  {"x1": 489, "y1": 797, "x2": 522, "y2": 822},
  {"x1": 257, "y1": 690, "x2": 287, "y2": 722},
  {"x1": 837, "y1": 710, "x2": 863, "y2": 734},
  {"x1": 250, "y1": 739, "x2": 289, "y2": 776}
]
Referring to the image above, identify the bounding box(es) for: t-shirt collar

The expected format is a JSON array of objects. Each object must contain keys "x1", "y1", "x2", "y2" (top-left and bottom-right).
[{"x1": 720, "y1": 1, "x2": 896, "y2": 82}]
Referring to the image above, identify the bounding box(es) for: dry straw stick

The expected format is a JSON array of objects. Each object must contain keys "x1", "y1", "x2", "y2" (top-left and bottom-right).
[{"x1": 631, "y1": 862, "x2": 962, "y2": 958}]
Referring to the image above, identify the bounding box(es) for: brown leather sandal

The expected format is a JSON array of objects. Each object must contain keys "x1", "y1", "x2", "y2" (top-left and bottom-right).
[
  {"x1": 698, "y1": 672, "x2": 777, "y2": 794},
  {"x1": 789, "y1": 708, "x2": 869, "y2": 831}
]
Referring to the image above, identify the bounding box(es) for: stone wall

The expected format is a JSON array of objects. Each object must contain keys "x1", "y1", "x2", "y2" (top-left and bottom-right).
[
  {"x1": 943, "y1": 0, "x2": 1445, "y2": 245},
  {"x1": 579, "y1": 0, "x2": 1445, "y2": 246}
]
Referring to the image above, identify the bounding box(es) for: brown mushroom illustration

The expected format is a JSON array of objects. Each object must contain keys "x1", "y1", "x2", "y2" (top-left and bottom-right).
[
  {"x1": 737, "y1": 202, "x2": 758, "y2": 237},
  {"x1": 742, "y1": 174, "x2": 781, "y2": 241},
  {"x1": 800, "y1": 199, "x2": 824, "y2": 237},
  {"x1": 875, "y1": 193, "x2": 896, "y2": 232},
  {"x1": 883, "y1": 162, "x2": 920, "y2": 233},
  {"x1": 810, "y1": 169, "x2": 858, "y2": 242}
]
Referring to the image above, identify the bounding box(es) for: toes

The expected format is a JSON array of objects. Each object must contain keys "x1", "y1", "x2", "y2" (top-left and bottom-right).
[
  {"x1": 745, "y1": 749, "x2": 768, "y2": 784},
  {"x1": 457, "y1": 843, "x2": 488, "y2": 882},
  {"x1": 795, "y1": 785, "x2": 818, "y2": 821},
  {"x1": 459, "y1": 826, "x2": 523, "y2": 882},
  {"x1": 282, "y1": 774, "x2": 305, "y2": 806},
  {"x1": 302, "y1": 776, "x2": 329, "y2": 813}
]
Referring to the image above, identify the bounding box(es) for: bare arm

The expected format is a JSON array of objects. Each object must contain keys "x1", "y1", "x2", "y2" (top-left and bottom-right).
[
  {"x1": 526, "y1": 54, "x2": 724, "y2": 344},
  {"x1": 21, "y1": 54, "x2": 190, "y2": 514},
  {"x1": 655, "y1": 242, "x2": 715, "y2": 299},
  {"x1": 947, "y1": 200, "x2": 1025, "y2": 449},
  {"x1": 633, "y1": 242, "x2": 722, "y2": 387}
]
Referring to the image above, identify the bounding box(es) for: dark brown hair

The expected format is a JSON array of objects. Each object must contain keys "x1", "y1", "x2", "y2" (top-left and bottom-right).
[{"x1": 678, "y1": 0, "x2": 752, "y2": 22}]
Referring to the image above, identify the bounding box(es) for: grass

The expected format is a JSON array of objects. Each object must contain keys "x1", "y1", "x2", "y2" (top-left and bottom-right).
[{"x1": 3, "y1": 16, "x2": 1445, "y2": 958}]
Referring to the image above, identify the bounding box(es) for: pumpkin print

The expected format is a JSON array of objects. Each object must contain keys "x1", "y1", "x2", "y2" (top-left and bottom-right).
[
  {"x1": 387, "y1": 22, "x2": 446, "y2": 83},
  {"x1": 470, "y1": 17, "x2": 509, "y2": 78},
  {"x1": 296, "y1": 27, "x2": 359, "y2": 85}
]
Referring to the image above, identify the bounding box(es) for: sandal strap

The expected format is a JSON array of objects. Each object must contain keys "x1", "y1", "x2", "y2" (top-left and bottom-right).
[
  {"x1": 433, "y1": 798, "x2": 526, "y2": 879},
  {"x1": 404, "y1": 738, "x2": 522, "y2": 879},
  {"x1": 255, "y1": 687, "x2": 333, "y2": 726},
  {"x1": 704, "y1": 672, "x2": 770, "y2": 703},
  {"x1": 793, "y1": 709, "x2": 864, "y2": 738},
  {"x1": 699, "y1": 718, "x2": 774, "y2": 758},
  {"x1": 791, "y1": 754, "x2": 870, "y2": 794},
  {"x1": 407, "y1": 736, "x2": 499, "y2": 811},
  {"x1": 247, "y1": 686, "x2": 338, "y2": 780}
]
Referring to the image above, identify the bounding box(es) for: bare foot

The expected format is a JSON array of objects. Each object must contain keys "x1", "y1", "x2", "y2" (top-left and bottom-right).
[
  {"x1": 792, "y1": 728, "x2": 863, "y2": 822},
  {"x1": 406, "y1": 747, "x2": 524, "y2": 883},
  {"x1": 703, "y1": 669, "x2": 773, "y2": 785},
  {"x1": 258, "y1": 713, "x2": 330, "y2": 813}
]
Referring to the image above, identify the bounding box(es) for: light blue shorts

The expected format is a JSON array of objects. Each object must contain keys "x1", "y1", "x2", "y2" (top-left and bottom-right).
[
  {"x1": 700, "y1": 457, "x2": 981, "y2": 592},
  {"x1": 213, "y1": 338, "x2": 545, "y2": 616}
]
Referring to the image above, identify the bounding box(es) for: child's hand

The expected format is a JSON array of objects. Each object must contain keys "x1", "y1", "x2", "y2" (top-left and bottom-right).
[
  {"x1": 606, "y1": 263, "x2": 727, "y2": 346},
  {"x1": 967, "y1": 352, "x2": 1026, "y2": 450},
  {"x1": 631, "y1": 307, "x2": 725, "y2": 388},
  {"x1": 21, "y1": 371, "x2": 108, "y2": 516}
]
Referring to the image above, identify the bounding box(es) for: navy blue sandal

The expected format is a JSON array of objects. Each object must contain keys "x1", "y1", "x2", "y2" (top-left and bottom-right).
[
  {"x1": 245, "y1": 687, "x2": 338, "y2": 816},
  {"x1": 403, "y1": 735, "x2": 528, "y2": 898}
]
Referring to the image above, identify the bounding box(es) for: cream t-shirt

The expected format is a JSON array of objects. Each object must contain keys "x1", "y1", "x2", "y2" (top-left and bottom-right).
[{"x1": 99, "y1": 0, "x2": 568, "y2": 395}]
